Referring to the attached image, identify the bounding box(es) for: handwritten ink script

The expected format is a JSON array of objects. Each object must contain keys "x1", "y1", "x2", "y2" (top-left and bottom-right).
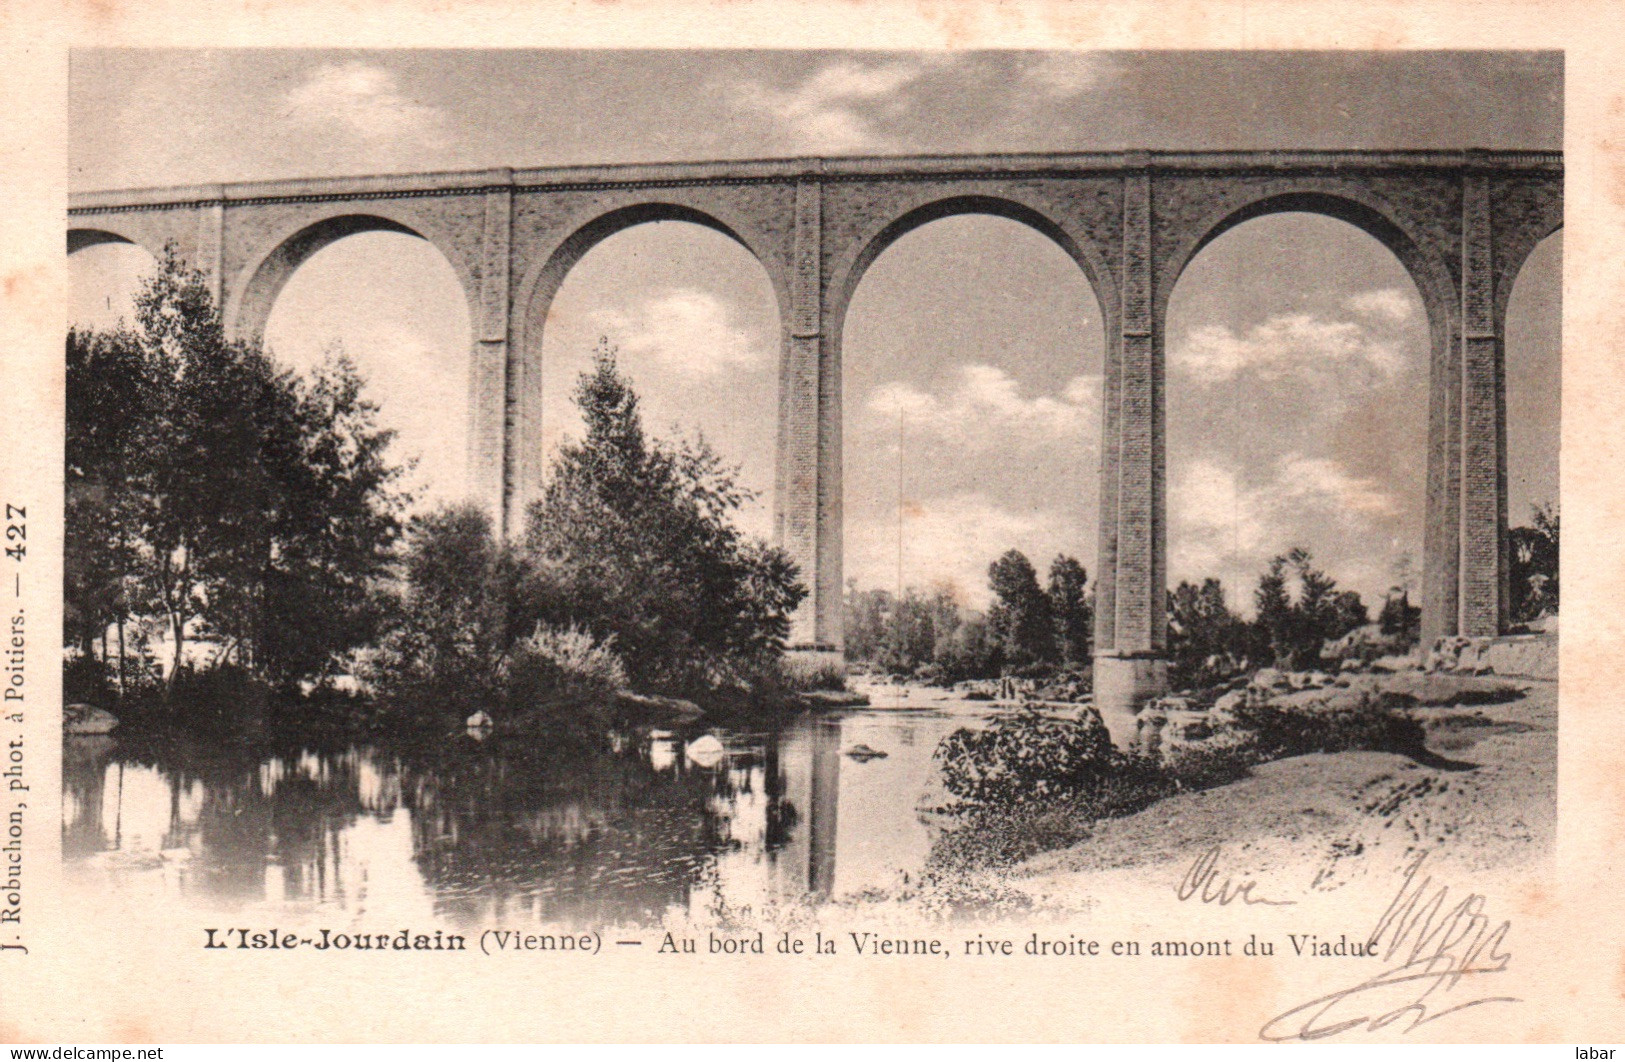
[
  {"x1": 1176, "y1": 846, "x2": 1296, "y2": 907},
  {"x1": 1259, "y1": 854, "x2": 1518, "y2": 1041}
]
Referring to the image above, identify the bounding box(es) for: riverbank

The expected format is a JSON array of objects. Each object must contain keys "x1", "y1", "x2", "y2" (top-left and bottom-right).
[{"x1": 919, "y1": 674, "x2": 1556, "y2": 913}]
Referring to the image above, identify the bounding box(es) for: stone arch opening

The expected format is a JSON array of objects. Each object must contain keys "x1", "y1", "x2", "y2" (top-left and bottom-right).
[
  {"x1": 256, "y1": 225, "x2": 474, "y2": 511},
  {"x1": 512, "y1": 202, "x2": 789, "y2": 533},
  {"x1": 836, "y1": 206, "x2": 1108, "y2": 668},
  {"x1": 1165, "y1": 210, "x2": 1433, "y2": 661},
  {"x1": 68, "y1": 232, "x2": 157, "y2": 333},
  {"x1": 1503, "y1": 227, "x2": 1562, "y2": 624},
  {"x1": 830, "y1": 194, "x2": 1114, "y2": 344},
  {"x1": 535, "y1": 219, "x2": 783, "y2": 543},
  {"x1": 227, "y1": 211, "x2": 477, "y2": 342}
]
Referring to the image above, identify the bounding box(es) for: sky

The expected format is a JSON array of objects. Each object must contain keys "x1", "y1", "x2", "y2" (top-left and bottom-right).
[{"x1": 68, "y1": 50, "x2": 1563, "y2": 614}]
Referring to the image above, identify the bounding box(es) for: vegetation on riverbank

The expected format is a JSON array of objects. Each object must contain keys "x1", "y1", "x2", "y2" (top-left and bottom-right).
[{"x1": 64, "y1": 250, "x2": 815, "y2": 736}]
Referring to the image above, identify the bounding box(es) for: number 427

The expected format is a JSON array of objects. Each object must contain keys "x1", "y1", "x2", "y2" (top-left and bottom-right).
[{"x1": 5, "y1": 504, "x2": 24, "y2": 561}]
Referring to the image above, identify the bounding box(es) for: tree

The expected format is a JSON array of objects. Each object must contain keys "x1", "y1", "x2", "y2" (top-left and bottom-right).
[
  {"x1": 65, "y1": 246, "x2": 410, "y2": 694},
  {"x1": 1251, "y1": 547, "x2": 1367, "y2": 669},
  {"x1": 1167, "y1": 577, "x2": 1246, "y2": 687},
  {"x1": 65, "y1": 326, "x2": 151, "y2": 669},
  {"x1": 1046, "y1": 555, "x2": 1092, "y2": 668},
  {"x1": 252, "y1": 354, "x2": 412, "y2": 686},
  {"x1": 369, "y1": 504, "x2": 531, "y2": 710},
  {"x1": 524, "y1": 344, "x2": 805, "y2": 692},
  {"x1": 1509, "y1": 502, "x2": 1559, "y2": 622},
  {"x1": 987, "y1": 549, "x2": 1056, "y2": 670}
]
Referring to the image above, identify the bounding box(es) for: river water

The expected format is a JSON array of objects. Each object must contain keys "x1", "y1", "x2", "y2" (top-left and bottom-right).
[{"x1": 61, "y1": 688, "x2": 996, "y2": 929}]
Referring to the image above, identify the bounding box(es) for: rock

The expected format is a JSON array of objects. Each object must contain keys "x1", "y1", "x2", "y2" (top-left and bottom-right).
[
  {"x1": 1307, "y1": 671, "x2": 1333, "y2": 688},
  {"x1": 1372, "y1": 670, "x2": 1523, "y2": 707},
  {"x1": 844, "y1": 743, "x2": 888, "y2": 761},
  {"x1": 1480, "y1": 633, "x2": 1558, "y2": 680},
  {"x1": 64, "y1": 704, "x2": 119, "y2": 735},
  {"x1": 1151, "y1": 695, "x2": 1192, "y2": 713},
  {"x1": 685, "y1": 734, "x2": 726, "y2": 768},
  {"x1": 1371, "y1": 653, "x2": 1418, "y2": 673},
  {"x1": 1250, "y1": 667, "x2": 1288, "y2": 691},
  {"x1": 465, "y1": 710, "x2": 494, "y2": 730},
  {"x1": 1211, "y1": 689, "x2": 1247, "y2": 720},
  {"x1": 1165, "y1": 715, "x2": 1213, "y2": 742},
  {"x1": 1453, "y1": 641, "x2": 1493, "y2": 675},
  {"x1": 618, "y1": 692, "x2": 705, "y2": 723},
  {"x1": 801, "y1": 690, "x2": 871, "y2": 708}
]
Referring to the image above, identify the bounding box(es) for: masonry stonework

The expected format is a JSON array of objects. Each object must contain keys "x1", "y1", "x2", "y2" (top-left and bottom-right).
[{"x1": 70, "y1": 150, "x2": 1562, "y2": 737}]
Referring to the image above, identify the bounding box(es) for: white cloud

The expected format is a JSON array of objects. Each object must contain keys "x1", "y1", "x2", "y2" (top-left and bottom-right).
[
  {"x1": 1277, "y1": 455, "x2": 1399, "y2": 517},
  {"x1": 1174, "y1": 311, "x2": 1409, "y2": 385},
  {"x1": 729, "y1": 59, "x2": 931, "y2": 152},
  {"x1": 866, "y1": 364, "x2": 1100, "y2": 450},
  {"x1": 1171, "y1": 452, "x2": 1399, "y2": 608},
  {"x1": 846, "y1": 492, "x2": 1074, "y2": 609},
  {"x1": 594, "y1": 289, "x2": 770, "y2": 379},
  {"x1": 284, "y1": 62, "x2": 447, "y2": 147},
  {"x1": 1345, "y1": 287, "x2": 1418, "y2": 325}
]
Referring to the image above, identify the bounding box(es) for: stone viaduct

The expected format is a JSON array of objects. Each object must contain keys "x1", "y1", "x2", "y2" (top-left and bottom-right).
[{"x1": 68, "y1": 149, "x2": 1562, "y2": 727}]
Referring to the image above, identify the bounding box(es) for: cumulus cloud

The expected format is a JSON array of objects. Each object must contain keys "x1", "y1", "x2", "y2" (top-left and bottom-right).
[
  {"x1": 1171, "y1": 451, "x2": 1401, "y2": 608},
  {"x1": 1345, "y1": 286, "x2": 1418, "y2": 324},
  {"x1": 866, "y1": 364, "x2": 1100, "y2": 450},
  {"x1": 284, "y1": 62, "x2": 448, "y2": 147},
  {"x1": 1175, "y1": 310, "x2": 1412, "y2": 385},
  {"x1": 594, "y1": 288, "x2": 771, "y2": 379},
  {"x1": 845, "y1": 492, "x2": 1075, "y2": 609},
  {"x1": 728, "y1": 58, "x2": 934, "y2": 152}
]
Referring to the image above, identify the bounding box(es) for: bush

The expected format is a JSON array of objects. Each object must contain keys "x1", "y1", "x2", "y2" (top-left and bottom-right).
[
  {"x1": 1229, "y1": 695, "x2": 1426, "y2": 759},
  {"x1": 509, "y1": 623, "x2": 628, "y2": 696},
  {"x1": 1160, "y1": 730, "x2": 1258, "y2": 791},
  {"x1": 935, "y1": 707, "x2": 1118, "y2": 806},
  {"x1": 773, "y1": 650, "x2": 847, "y2": 692}
]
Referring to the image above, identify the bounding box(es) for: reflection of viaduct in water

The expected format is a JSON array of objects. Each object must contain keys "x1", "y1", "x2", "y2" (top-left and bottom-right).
[{"x1": 69, "y1": 150, "x2": 1562, "y2": 722}]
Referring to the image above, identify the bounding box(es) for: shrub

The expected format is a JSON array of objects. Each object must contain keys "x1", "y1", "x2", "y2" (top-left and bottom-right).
[
  {"x1": 773, "y1": 650, "x2": 847, "y2": 692},
  {"x1": 1229, "y1": 695, "x2": 1426, "y2": 759},
  {"x1": 510, "y1": 623, "x2": 628, "y2": 696},
  {"x1": 1160, "y1": 730, "x2": 1258, "y2": 791},
  {"x1": 935, "y1": 707, "x2": 1117, "y2": 806}
]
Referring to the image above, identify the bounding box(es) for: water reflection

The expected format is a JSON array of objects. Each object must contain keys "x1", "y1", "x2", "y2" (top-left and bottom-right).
[{"x1": 62, "y1": 705, "x2": 974, "y2": 928}]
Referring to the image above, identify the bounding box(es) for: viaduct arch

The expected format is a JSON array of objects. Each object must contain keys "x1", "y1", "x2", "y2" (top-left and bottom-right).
[{"x1": 69, "y1": 150, "x2": 1563, "y2": 733}]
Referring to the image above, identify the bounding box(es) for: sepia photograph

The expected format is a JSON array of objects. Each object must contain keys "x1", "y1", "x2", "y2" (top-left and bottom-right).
[
  {"x1": 15, "y1": 29, "x2": 1608, "y2": 1042},
  {"x1": 61, "y1": 47, "x2": 1563, "y2": 935}
]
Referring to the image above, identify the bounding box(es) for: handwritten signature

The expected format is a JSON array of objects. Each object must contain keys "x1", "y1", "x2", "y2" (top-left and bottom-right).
[
  {"x1": 1258, "y1": 853, "x2": 1519, "y2": 1041},
  {"x1": 1177, "y1": 845, "x2": 1296, "y2": 906}
]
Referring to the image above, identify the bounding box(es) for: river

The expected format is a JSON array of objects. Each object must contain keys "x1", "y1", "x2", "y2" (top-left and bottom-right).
[{"x1": 61, "y1": 685, "x2": 998, "y2": 929}]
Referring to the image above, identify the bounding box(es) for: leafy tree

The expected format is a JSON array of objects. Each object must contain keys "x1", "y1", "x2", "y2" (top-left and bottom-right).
[
  {"x1": 1509, "y1": 502, "x2": 1559, "y2": 622},
  {"x1": 253, "y1": 355, "x2": 411, "y2": 686},
  {"x1": 1046, "y1": 555, "x2": 1092, "y2": 667},
  {"x1": 987, "y1": 549, "x2": 1056, "y2": 670},
  {"x1": 1253, "y1": 554, "x2": 1295, "y2": 666},
  {"x1": 524, "y1": 344, "x2": 805, "y2": 693},
  {"x1": 933, "y1": 611, "x2": 1001, "y2": 683},
  {"x1": 368, "y1": 504, "x2": 531, "y2": 710},
  {"x1": 65, "y1": 246, "x2": 410, "y2": 694},
  {"x1": 844, "y1": 583, "x2": 893, "y2": 664},
  {"x1": 65, "y1": 326, "x2": 151, "y2": 668},
  {"x1": 1251, "y1": 548, "x2": 1367, "y2": 669},
  {"x1": 1167, "y1": 578, "x2": 1246, "y2": 688}
]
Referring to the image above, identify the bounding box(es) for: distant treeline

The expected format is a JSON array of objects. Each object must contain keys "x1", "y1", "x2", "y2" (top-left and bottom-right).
[{"x1": 847, "y1": 520, "x2": 1559, "y2": 692}]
